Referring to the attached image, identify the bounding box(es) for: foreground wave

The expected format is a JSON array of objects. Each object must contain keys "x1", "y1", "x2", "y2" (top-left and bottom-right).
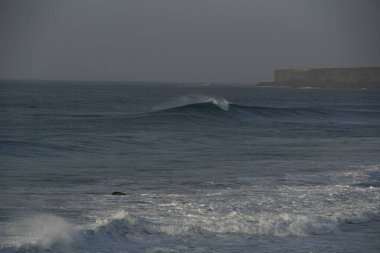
[
  {"x1": 1, "y1": 210, "x2": 378, "y2": 253},
  {"x1": 2, "y1": 166, "x2": 380, "y2": 253}
]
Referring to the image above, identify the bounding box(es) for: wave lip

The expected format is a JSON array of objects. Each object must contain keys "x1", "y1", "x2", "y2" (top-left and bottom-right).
[
  {"x1": 155, "y1": 101, "x2": 227, "y2": 114},
  {"x1": 152, "y1": 95, "x2": 230, "y2": 112}
]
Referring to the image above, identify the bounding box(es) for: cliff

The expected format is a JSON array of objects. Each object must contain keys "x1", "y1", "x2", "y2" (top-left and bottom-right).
[{"x1": 259, "y1": 67, "x2": 380, "y2": 88}]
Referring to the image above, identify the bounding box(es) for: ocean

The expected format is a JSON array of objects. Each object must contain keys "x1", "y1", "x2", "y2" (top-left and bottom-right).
[{"x1": 0, "y1": 82, "x2": 380, "y2": 252}]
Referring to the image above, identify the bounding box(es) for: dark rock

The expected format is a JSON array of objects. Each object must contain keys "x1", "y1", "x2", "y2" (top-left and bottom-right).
[{"x1": 112, "y1": 191, "x2": 126, "y2": 196}]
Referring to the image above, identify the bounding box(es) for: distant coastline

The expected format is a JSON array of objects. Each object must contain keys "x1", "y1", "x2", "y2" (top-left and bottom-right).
[{"x1": 258, "y1": 67, "x2": 380, "y2": 88}]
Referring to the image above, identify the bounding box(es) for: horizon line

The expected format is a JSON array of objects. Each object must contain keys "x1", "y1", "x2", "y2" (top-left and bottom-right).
[{"x1": 0, "y1": 78, "x2": 258, "y2": 85}]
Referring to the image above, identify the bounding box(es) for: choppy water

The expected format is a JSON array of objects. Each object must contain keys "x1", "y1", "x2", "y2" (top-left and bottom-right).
[{"x1": 1, "y1": 82, "x2": 380, "y2": 252}]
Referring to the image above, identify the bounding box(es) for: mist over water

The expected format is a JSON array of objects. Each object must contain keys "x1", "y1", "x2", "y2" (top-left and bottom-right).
[{"x1": 1, "y1": 83, "x2": 380, "y2": 252}]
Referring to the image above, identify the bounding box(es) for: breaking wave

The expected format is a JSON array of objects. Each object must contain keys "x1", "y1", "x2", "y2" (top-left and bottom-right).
[
  {"x1": 2, "y1": 208, "x2": 378, "y2": 253},
  {"x1": 88, "y1": 210, "x2": 360, "y2": 237},
  {"x1": 0, "y1": 214, "x2": 78, "y2": 253},
  {"x1": 146, "y1": 95, "x2": 380, "y2": 122},
  {"x1": 2, "y1": 166, "x2": 380, "y2": 252},
  {"x1": 152, "y1": 95, "x2": 230, "y2": 112}
]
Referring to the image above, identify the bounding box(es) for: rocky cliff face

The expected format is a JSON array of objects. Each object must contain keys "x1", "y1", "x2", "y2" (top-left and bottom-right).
[{"x1": 265, "y1": 67, "x2": 380, "y2": 88}]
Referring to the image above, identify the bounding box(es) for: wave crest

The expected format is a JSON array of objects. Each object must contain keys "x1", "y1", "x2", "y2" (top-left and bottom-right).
[{"x1": 152, "y1": 95, "x2": 230, "y2": 112}]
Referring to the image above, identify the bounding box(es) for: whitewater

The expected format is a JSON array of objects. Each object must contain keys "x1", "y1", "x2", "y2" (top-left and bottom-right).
[{"x1": 1, "y1": 82, "x2": 380, "y2": 252}]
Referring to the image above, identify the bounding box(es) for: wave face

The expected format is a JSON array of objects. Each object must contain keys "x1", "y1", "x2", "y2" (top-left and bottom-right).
[
  {"x1": 143, "y1": 95, "x2": 380, "y2": 124},
  {"x1": 152, "y1": 95, "x2": 230, "y2": 112}
]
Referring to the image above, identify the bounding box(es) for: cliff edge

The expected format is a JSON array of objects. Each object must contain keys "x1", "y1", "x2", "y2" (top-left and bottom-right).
[{"x1": 259, "y1": 67, "x2": 380, "y2": 88}]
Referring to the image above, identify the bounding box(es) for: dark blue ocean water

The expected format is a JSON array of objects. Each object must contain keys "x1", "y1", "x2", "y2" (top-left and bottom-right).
[{"x1": 1, "y1": 82, "x2": 380, "y2": 252}]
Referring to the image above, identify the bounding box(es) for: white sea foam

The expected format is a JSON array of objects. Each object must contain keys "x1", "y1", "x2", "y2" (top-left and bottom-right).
[
  {"x1": 86, "y1": 166, "x2": 380, "y2": 238},
  {"x1": 86, "y1": 207, "x2": 371, "y2": 238},
  {"x1": 82, "y1": 168, "x2": 380, "y2": 238},
  {"x1": 2, "y1": 166, "x2": 380, "y2": 252},
  {"x1": 4, "y1": 214, "x2": 77, "y2": 251}
]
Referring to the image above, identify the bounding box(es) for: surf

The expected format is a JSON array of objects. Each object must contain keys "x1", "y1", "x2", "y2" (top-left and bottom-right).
[{"x1": 152, "y1": 95, "x2": 230, "y2": 112}]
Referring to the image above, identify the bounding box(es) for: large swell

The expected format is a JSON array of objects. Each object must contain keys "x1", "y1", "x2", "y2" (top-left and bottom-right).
[{"x1": 140, "y1": 95, "x2": 380, "y2": 124}]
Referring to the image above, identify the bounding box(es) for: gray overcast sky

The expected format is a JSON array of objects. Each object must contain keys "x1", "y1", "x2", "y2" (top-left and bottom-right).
[{"x1": 0, "y1": 0, "x2": 379, "y2": 83}]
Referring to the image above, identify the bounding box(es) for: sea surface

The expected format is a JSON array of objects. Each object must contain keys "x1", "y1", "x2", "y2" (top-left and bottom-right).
[{"x1": 1, "y1": 82, "x2": 380, "y2": 252}]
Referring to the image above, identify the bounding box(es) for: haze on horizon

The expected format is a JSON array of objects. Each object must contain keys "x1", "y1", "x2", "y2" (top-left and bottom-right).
[{"x1": 0, "y1": 0, "x2": 379, "y2": 83}]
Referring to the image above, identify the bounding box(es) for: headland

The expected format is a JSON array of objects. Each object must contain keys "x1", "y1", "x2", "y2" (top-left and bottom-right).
[{"x1": 258, "y1": 67, "x2": 380, "y2": 88}]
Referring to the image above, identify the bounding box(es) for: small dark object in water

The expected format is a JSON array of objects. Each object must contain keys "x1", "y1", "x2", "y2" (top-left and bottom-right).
[{"x1": 112, "y1": 191, "x2": 126, "y2": 196}]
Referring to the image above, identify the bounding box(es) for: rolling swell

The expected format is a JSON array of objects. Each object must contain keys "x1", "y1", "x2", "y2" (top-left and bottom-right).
[{"x1": 145, "y1": 98, "x2": 379, "y2": 123}]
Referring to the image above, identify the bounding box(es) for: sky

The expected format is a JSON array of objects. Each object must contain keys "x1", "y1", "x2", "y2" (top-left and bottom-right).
[{"x1": 0, "y1": 0, "x2": 379, "y2": 83}]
